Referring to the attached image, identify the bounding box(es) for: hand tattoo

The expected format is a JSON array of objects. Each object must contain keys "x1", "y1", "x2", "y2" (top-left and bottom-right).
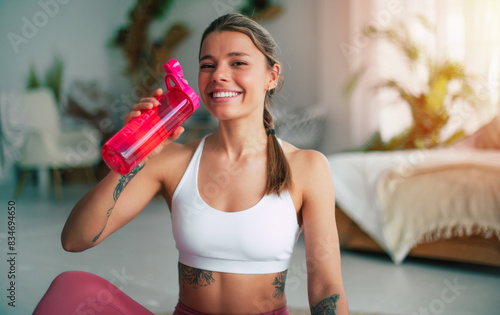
[
  {"x1": 92, "y1": 164, "x2": 145, "y2": 242},
  {"x1": 271, "y1": 270, "x2": 287, "y2": 299},
  {"x1": 311, "y1": 294, "x2": 340, "y2": 315},
  {"x1": 178, "y1": 262, "x2": 215, "y2": 289}
]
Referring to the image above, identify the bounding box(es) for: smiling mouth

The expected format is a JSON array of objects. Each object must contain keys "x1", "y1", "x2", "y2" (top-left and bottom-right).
[{"x1": 211, "y1": 91, "x2": 242, "y2": 99}]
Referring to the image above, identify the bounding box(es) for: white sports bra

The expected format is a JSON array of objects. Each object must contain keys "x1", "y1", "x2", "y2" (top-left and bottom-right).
[{"x1": 171, "y1": 136, "x2": 302, "y2": 274}]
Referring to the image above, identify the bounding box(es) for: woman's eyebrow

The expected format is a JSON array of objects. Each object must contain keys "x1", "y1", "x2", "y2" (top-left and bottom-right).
[
  {"x1": 199, "y1": 52, "x2": 250, "y2": 62},
  {"x1": 227, "y1": 52, "x2": 250, "y2": 57},
  {"x1": 199, "y1": 54, "x2": 213, "y2": 62}
]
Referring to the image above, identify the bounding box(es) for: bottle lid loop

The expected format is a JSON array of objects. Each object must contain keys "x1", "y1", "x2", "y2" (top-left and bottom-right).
[{"x1": 163, "y1": 59, "x2": 200, "y2": 112}]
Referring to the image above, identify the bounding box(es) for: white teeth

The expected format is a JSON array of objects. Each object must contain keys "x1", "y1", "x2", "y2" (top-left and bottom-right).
[{"x1": 213, "y1": 91, "x2": 239, "y2": 98}]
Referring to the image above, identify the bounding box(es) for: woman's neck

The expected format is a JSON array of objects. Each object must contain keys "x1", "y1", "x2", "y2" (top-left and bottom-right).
[{"x1": 209, "y1": 121, "x2": 268, "y2": 160}]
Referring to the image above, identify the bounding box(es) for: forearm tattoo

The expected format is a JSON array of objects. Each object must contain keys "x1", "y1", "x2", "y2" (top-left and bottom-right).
[
  {"x1": 271, "y1": 270, "x2": 287, "y2": 299},
  {"x1": 92, "y1": 164, "x2": 145, "y2": 243},
  {"x1": 178, "y1": 262, "x2": 215, "y2": 289},
  {"x1": 311, "y1": 294, "x2": 340, "y2": 315}
]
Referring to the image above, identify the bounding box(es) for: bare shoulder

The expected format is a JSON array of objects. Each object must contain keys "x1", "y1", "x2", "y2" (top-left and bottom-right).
[
  {"x1": 281, "y1": 140, "x2": 331, "y2": 178},
  {"x1": 281, "y1": 140, "x2": 334, "y2": 205},
  {"x1": 159, "y1": 138, "x2": 202, "y2": 161},
  {"x1": 153, "y1": 138, "x2": 202, "y2": 170}
]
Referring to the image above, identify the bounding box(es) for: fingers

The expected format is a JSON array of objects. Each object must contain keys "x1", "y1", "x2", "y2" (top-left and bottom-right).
[
  {"x1": 123, "y1": 111, "x2": 140, "y2": 125},
  {"x1": 123, "y1": 95, "x2": 162, "y2": 125},
  {"x1": 148, "y1": 127, "x2": 185, "y2": 159},
  {"x1": 156, "y1": 127, "x2": 185, "y2": 151},
  {"x1": 169, "y1": 126, "x2": 185, "y2": 141},
  {"x1": 153, "y1": 88, "x2": 163, "y2": 97}
]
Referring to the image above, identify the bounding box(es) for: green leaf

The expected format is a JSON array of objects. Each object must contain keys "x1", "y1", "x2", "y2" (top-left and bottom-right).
[
  {"x1": 44, "y1": 55, "x2": 64, "y2": 103},
  {"x1": 26, "y1": 64, "x2": 40, "y2": 89},
  {"x1": 342, "y1": 66, "x2": 366, "y2": 97}
]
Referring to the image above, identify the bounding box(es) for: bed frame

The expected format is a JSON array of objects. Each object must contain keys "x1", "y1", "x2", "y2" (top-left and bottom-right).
[{"x1": 335, "y1": 206, "x2": 500, "y2": 267}]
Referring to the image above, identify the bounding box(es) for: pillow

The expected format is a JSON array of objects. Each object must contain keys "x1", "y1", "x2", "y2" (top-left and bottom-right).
[{"x1": 453, "y1": 115, "x2": 500, "y2": 150}]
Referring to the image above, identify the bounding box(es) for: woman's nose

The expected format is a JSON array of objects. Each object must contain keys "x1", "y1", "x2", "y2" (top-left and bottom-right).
[{"x1": 212, "y1": 65, "x2": 229, "y2": 82}]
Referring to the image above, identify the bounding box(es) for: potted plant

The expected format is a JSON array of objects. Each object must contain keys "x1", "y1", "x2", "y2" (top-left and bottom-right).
[{"x1": 345, "y1": 16, "x2": 487, "y2": 151}]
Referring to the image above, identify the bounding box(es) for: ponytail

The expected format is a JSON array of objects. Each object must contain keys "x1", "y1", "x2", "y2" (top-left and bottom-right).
[{"x1": 264, "y1": 89, "x2": 292, "y2": 196}]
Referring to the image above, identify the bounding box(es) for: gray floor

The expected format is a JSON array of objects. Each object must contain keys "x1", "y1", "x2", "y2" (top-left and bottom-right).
[{"x1": 1, "y1": 182, "x2": 499, "y2": 315}]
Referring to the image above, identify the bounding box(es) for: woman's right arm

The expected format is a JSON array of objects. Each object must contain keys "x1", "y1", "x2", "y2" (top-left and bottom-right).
[{"x1": 61, "y1": 89, "x2": 182, "y2": 252}]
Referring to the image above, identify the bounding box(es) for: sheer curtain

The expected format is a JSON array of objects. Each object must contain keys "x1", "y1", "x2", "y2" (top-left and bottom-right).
[{"x1": 319, "y1": 0, "x2": 500, "y2": 152}]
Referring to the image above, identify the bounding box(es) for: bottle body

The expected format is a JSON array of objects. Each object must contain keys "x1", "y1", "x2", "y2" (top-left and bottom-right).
[{"x1": 102, "y1": 90, "x2": 193, "y2": 174}]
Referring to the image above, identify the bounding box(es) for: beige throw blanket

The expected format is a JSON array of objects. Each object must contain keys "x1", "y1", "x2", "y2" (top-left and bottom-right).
[{"x1": 377, "y1": 163, "x2": 500, "y2": 264}]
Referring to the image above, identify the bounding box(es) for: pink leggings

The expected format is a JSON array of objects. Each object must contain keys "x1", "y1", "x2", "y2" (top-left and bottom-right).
[
  {"x1": 173, "y1": 300, "x2": 289, "y2": 315},
  {"x1": 34, "y1": 271, "x2": 290, "y2": 315},
  {"x1": 33, "y1": 271, "x2": 154, "y2": 315}
]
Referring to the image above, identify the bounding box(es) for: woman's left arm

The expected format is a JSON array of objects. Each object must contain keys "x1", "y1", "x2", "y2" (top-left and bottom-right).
[{"x1": 297, "y1": 150, "x2": 348, "y2": 315}]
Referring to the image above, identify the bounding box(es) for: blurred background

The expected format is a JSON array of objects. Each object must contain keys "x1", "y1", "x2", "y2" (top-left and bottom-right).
[
  {"x1": 1, "y1": 1, "x2": 500, "y2": 314},
  {"x1": 1, "y1": 0, "x2": 499, "y2": 189}
]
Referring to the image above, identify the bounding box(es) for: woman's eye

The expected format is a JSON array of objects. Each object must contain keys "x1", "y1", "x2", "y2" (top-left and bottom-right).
[
  {"x1": 232, "y1": 61, "x2": 247, "y2": 66},
  {"x1": 200, "y1": 64, "x2": 214, "y2": 69}
]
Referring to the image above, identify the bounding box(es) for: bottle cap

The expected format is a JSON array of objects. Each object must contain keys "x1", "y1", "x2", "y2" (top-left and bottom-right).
[{"x1": 164, "y1": 59, "x2": 200, "y2": 112}]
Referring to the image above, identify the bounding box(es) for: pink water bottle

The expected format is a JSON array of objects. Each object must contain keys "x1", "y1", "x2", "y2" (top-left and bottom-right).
[{"x1": 102, "y1": 59, "x2": 200, "y2": 174}]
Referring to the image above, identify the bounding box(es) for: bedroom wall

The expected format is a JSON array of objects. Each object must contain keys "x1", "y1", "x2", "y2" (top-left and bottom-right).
[
  {"x1": 0, "y1": 0, "x2": 134, "y2": 93},
  {"x1": 316, "y1": 0, "x2": 352, "y2": 154}
]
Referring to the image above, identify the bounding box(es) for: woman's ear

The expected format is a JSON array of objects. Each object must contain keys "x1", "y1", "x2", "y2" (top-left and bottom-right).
[{"x1": 269, "y1": 63, "x2": 281, "y2": 89}]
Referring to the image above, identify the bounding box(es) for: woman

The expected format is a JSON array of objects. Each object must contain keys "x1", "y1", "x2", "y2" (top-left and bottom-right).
[{"x1": 34, "y1": 13, "x2": 348, "y2": 315}]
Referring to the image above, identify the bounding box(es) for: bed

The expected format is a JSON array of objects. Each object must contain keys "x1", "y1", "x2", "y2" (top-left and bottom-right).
[{"x1": 328, "y1": 116, "x2": 500, "y2": 266}]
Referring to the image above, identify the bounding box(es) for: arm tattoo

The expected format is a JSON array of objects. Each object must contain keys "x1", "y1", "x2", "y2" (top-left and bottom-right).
[
  {"x1": 271, "y1": 270, "x2": 287, "y2": 299},
  {"x1": 178, "y1": 262, "x2": 215, "y2": 289},
  {"x1": 311, "y1": 294, "x2": 340, "y2": 315},
  {"x1": 92, "y1": 164, "x2": 145, "y2": 243}
]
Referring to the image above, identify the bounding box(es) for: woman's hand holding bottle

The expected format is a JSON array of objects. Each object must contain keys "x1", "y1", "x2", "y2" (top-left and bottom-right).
[
  {"x1": 123, "y1": 88, "x2": 185, "y2": 165},
  {"x1": 102, "y1": 60, "x2": 198, "y2": 175}
]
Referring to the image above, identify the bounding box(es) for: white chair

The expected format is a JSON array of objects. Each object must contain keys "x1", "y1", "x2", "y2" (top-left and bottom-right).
[{"x1": 14, "y1": 87, "x2": 101, "y2": 199}]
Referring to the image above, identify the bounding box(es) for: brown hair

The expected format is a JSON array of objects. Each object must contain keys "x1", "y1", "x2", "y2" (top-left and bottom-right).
[{"x1": 200, "y1": 13, "x2": 292, "y2": 195}]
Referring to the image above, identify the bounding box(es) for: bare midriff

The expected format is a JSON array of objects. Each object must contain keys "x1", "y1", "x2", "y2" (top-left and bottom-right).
[{"x1": 178, "y1": 263, "x2": 287, "y2": 314}]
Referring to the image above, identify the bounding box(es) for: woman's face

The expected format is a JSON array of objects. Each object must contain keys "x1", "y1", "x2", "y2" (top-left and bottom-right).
[{"x1": 198, "y1": 31, "x2": 279, "y2": 122}]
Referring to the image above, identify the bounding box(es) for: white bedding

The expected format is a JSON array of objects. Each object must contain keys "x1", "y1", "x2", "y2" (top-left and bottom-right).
[{"x1": 327, "y1": 148, "x2": 500, "y2": 264}]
